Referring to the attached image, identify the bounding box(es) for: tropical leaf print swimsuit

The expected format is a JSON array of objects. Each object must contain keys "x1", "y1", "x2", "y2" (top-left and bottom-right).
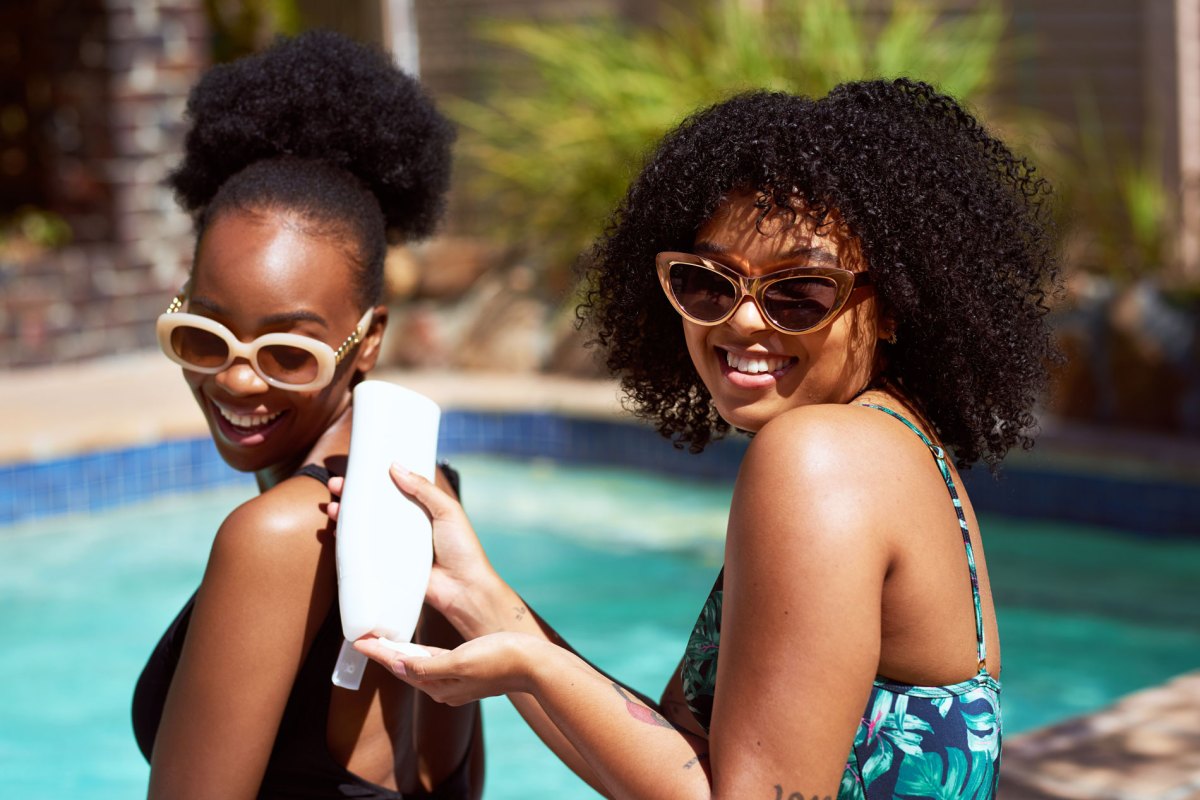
[{"x1": 679, "y1": 405, "x2": 1001, "y2": 799}]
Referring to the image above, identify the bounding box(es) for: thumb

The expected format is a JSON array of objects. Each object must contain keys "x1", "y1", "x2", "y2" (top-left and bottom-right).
[{"x1": 355, "y1": 636, "x2": 455, "y2": 681}]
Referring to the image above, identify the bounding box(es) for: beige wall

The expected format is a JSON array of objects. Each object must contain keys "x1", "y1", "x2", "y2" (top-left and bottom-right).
[
  {"x1": 998, "y1": 0, "x2": 1194, "y2": 278},
  {"x1": 1176, "y1": 0, "x2": 1199, "y2": 280}
]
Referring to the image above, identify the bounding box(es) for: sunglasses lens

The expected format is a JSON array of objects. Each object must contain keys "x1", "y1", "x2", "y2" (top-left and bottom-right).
[
  {"x1": 257, "y1": 344, "x2": 321, "y2": 386},
  {"x1": 763, "y1": 277, "x2": 838, "y2": 332},
  {"x1": 171, "y1": 325, "x2": 229, "y2": 368},
  {"x1": 668, "y1": 262, "x2": 738, "y2": 322}
]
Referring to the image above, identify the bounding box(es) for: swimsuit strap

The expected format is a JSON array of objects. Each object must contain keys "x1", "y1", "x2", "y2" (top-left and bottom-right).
[
  {"x1": 295, "y1": 463, "x2": 333, "y2": 485},
  {"x1": 295, "y1": 462, "x2": 462, "y2": 497},
  {"x1": 860, "y1": 404, "x2": 988, "y2": 672}
]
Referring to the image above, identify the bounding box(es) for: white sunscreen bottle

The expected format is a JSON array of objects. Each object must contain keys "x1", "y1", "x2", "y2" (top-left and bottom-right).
[{"x1": 332, "y1": 380, "x2": 440, "y2": 689}]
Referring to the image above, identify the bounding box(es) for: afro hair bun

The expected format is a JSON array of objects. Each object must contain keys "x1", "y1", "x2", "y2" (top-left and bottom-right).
[{"x1": 170, "y1": 29, "x2": 454, "y2": 241}]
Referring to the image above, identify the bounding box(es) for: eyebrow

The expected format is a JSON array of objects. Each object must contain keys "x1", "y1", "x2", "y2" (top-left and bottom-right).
[
  {"x1": 188, "y1": 296, "x2": 329, "y2": 328},
  {"x1": 693, "y1": 241, "x2": 840, "y2": 266}
]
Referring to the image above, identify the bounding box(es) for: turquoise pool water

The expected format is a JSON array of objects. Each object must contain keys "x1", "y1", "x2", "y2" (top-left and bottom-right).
[{"x1": 1, "y1": 454, "x2": 1197, "y2": 799}]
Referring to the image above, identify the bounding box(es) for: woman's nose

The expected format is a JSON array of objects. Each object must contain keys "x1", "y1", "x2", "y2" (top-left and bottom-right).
[
  {"x1": 215, "y1": 360, "x2": 270, "y2": 395},
  {"x1": 725, "y1": 295, "x2": 772, "y2": 335}
]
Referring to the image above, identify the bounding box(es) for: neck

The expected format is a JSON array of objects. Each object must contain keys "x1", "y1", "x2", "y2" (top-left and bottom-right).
[
  {"x1": 255, "y1": 453, "x2": 308, "y2": 493},
  {"x1": 253, "y1": 391, "x2": 355, "y2": 492},
  {"x1": 856, "y1": 377, "x2": 935, "y2": 431}
]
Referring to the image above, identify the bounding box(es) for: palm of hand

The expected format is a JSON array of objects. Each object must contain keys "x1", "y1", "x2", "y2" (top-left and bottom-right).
[{"x1": 404, "y1": 632, "x2": 540, "y2": 705}]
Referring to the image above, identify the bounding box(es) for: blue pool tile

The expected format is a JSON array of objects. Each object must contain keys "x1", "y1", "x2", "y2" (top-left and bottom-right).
[
  {"x1": 2, "y1": 412, "x2": 1198, "y2": 536},
  {"x1": 0, "y1": 437, "x2": 238, "y2": 525}
]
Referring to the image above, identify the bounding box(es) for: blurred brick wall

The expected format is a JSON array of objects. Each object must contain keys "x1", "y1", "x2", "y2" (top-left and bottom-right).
[{"x1": 0, "y1": 0, "x2": 205, "y2": 368}]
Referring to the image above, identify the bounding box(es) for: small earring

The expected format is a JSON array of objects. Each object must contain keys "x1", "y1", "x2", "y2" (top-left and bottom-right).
[{"x1": 886, "y1": 330, "x2": 898, "y2": 345}]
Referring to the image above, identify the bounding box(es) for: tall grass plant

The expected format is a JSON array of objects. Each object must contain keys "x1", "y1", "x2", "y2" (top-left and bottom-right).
[{"x1": 448, "y1": 0, "x2": 1007, "y2": 284}]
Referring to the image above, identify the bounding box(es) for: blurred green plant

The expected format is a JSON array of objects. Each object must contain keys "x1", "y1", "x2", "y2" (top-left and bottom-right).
[
  {"x1": 1066, "y1": 94, "x2": 1175, "y2": 285},
  {"x1": 204, "y1": 0, "x2": 302, "y2": 63},
  {"x1": 0, "y1": 206, "x2": 72, "y2": 256},
  {"x1": 449, "y1": 0, "x2": 1008, "y2": 285}
]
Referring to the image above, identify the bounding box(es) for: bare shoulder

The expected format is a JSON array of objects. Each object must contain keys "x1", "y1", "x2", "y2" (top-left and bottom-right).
[
  {"x1": 208, "y1": 475, "x2": 335, "y2": 582},
  {"x1": 746, "y1": 403, "x2": 932, "y2": 489},
  {"x1": 731, "y1": 404, "x2": 938, "y2": 555},
  {"x1": 189, "y1": 473, "x2": 336, "y2": 669}
]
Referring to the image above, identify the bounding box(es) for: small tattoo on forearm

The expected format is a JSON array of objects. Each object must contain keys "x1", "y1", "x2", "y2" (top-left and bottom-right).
[
  {"x1": 612, "y1": 683, "x2": 674, "y2": 729},
  {"x1": 513, "y1": 605, "x2": 527, "y2": 622},
  {"x1": 683, "y1": 753, "x2": 709, "y2": 769},
  {"x1": 774, "y1": 787, "x2": 832, "y2": 800}
]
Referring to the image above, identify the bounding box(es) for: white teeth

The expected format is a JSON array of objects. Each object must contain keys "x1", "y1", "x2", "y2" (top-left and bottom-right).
[
  {"x1": 216, "y1": 405, "x2": 283, "y2": 429},
  {"x1": 725, "y1": 350, "x2": 789, "y2": 374}
]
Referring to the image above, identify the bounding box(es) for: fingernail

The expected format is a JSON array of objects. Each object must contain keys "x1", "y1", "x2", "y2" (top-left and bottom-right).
[
  {"x1": 390, "y1": 462, "x2": 411, "y2": 477},
  {"x1": 393, "y1": 660, "x2": 408, "y2": 677}
]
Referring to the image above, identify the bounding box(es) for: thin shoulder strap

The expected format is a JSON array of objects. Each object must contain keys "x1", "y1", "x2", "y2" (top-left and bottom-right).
[
  {"x1": 294, "y1": 463, "x2": 332, "y2": 485},
  {"x1": 860, "y1": 403, "x2": 988, "y2": 673}
]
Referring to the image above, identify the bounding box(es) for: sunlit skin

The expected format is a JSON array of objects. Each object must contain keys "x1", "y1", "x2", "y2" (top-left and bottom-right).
[
  {"x1": 682, "y1": 190, "x2": 886, "y2": 433},
  {"x1": 182, "y1": 210, "x2": 374, "y2": 489}
]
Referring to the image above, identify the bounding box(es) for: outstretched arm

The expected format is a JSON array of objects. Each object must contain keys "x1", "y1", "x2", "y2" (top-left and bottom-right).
[
  {"x1": 360, "y1": 632, "x2": 712, "y2": 799},
  {"x1": 342, "y1": 466, "x2": 673, "y2": 795}
]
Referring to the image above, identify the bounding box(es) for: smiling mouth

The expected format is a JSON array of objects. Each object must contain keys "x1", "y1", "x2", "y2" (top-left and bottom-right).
[
  {"x1": 210, "y1": 399, "x2": 288, "y2": 440},
  {"x1": 720, "y1": 348, "x2": 796, "y2": 376}
]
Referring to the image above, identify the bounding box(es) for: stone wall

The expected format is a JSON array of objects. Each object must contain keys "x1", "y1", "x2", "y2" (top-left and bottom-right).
[{"x1": 0, "y1": 0, "x2": 205, "y2": 368}]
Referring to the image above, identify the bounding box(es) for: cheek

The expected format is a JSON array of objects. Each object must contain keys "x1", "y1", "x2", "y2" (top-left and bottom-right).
[
  {"x1": 183, "y1": 371, "x2": 206, "y2": 395},
  {"x1": 807, "y1": 308, "x2": 880, "y2": 387},
  {"x1": 290, "y1": 377, "x2": 349, "y2": 425}
]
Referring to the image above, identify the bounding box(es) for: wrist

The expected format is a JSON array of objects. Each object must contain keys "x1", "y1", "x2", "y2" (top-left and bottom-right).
[
  {"x1": 448, "y1": 569, "x2": 525, "y2": 639},
  {"x1": 518, "y1": 637, "x2": 569, "y2": 696}
]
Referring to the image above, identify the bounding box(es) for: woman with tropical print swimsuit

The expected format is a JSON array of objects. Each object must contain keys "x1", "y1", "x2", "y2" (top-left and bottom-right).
[{"x1": 329, "y1": 79, "x2": 1058, "y2": 799}]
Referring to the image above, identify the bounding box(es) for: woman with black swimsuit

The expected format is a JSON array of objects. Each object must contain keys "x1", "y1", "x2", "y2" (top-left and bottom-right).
[{"x1": 130, "y1": 31, "x2": 481, "y2": 800}]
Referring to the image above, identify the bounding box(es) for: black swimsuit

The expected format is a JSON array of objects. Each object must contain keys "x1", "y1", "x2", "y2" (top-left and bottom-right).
[{"x1": 132, "y1": 464, "x2": 473, "y2": 799}]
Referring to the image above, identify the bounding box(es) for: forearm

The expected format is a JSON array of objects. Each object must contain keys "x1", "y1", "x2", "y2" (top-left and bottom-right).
[
  {"x1": 505, "y1": 690, "x2": 611, "y2": 795},
  {"x1": 441, "y1": 569, "x2": 547, "y2": 641},
  {"x1": 525, "y1": 644, "x2": 711, "y2": 800},
  {"x1": 446, "y1": 579, "x2": 610, "y2": 791},
  {"x1": 419, "y1": 475, "x2": 691, "y2": 797}
]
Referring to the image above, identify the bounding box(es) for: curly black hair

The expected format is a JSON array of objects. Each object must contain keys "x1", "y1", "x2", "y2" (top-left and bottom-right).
[
  {"x1": 581, "y1": 79, "x2": 1060, "y2": 468},
  {"x1": 169, "y1": 30, "x2": 455, "y2": 307}
]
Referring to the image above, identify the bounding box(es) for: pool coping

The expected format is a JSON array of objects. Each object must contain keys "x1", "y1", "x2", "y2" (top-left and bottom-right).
[{"x1": 1001, "y1": 670, "x2": 1200, "y2": 800}]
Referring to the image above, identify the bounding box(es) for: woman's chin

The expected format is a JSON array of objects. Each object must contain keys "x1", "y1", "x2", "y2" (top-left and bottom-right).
[{"x1": 714, "y1": 403, "x2": 770, "y2": 436}]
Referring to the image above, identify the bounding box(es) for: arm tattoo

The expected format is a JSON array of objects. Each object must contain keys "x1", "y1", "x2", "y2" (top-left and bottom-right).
[
  {"x1": 774, "y1": 788, "x2": 832, "y2": 800},
  {"x1": 683, "y1": 752, "x2": 709, "y2": 770},
  {"x1": 611, "y1": 683, "x2": 674, "y2": 729},
  {"x1": 513, "y1": 604, "x2": 527, "y2": 622}
]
